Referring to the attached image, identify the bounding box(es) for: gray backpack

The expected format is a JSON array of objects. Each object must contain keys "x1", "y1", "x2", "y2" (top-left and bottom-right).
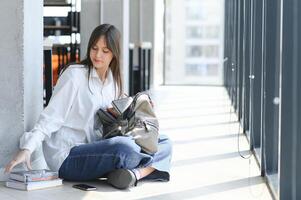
[{"x1": 95, "y1": 93, "x2": 159, "y2": 154}]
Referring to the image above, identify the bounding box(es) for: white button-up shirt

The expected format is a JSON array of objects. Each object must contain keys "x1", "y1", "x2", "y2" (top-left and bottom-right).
[{"x1": 20, "y1": 65, "x2": 118, "y2": 171}]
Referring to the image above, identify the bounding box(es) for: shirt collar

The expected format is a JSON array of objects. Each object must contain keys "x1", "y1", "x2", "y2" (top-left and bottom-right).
[{"x1": 91, "y1": 67, "x2": 113, "y2": 86}]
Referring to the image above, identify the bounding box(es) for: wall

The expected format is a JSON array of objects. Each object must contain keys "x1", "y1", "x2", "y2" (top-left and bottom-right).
[
  {"x1": 130, "y1": 0, "x2": 157, "y2": 87},
  {"x1": 101, "y1": 0, "x2": 129, "y2": 93},
  {"x1": 0, "y1": 0, "x2": 45, "y2": 180},
  {"x1": 81, "y1": 0, "x2": 130, "y2": 93},
  {"x1": 80, "y1": 0, "x2": 101, "y2": 60}
]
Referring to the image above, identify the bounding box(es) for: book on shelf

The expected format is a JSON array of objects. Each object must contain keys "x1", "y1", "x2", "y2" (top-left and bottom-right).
[
  {"x1": 5, "y1": 178, "x2": 63, "y2": 191},
  {"x1": 9, "y1": 169, "x2": 59, "y2": 182}
]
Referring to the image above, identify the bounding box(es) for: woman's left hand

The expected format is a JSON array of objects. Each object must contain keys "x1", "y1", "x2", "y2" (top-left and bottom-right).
[{"x1": 4, "y1": 149, "x2": 32, "y2": 173}]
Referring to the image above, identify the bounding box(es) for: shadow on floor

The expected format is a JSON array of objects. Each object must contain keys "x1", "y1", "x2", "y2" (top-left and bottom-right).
[
  {"x1": 172, "y1": 150, "x2": 251, "y2": 167},
  {"x1": 135, "y1": 176, "x2": 264, "y2": 200}
]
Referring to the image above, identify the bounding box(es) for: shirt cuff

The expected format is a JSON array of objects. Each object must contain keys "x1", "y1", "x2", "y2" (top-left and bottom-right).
[{"x1": 19, "y1": 130, "x2": 45, "y2": 154}]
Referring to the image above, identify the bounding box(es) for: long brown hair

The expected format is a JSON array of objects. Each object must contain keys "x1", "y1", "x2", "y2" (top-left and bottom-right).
[{"x1": 80, "y1": 24, "x2": 123, "y2": 98}]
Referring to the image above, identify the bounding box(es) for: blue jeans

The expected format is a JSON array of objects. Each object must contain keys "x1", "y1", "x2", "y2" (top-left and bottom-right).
[{"x1": 59, "y1": 135, "x2": 172, "y2": 181}]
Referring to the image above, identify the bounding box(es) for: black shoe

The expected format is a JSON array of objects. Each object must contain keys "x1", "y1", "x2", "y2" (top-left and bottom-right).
[{"x1": 107, "y1": 169, "x2": 138, "y2": 189}]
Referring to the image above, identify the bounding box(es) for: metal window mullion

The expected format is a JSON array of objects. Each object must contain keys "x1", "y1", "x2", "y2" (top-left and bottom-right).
[
  {"x1": 238, "y1": 0, "x2": 244, "y2": 122},
  {"x1": 245, "y1": 0, "x2": 251, "y2": 133},
  {"x1": 262, "y1": 0, "x2": 281, "y2": 178},
  {"x1": 279, "y1": 0, "x2": 301, "y2": 199},
  {"x1": 230, "y1": 0, "x2": 236, "y2": 106},
  {"x1": 242, "y1": 0, "x2": 251, "y2": 133},
  {"x1": 251, "y1": 0, "x2": 263, "y2": 150},
  {"x1": 248, "y1": 0, "x2": 255, "y2": 149},
  {"x1": 224, "y1": 0, "x2": 228, "y2": 88},
  {"x1": 232, "y1": 0, "x2": 238, "y2": 111}
]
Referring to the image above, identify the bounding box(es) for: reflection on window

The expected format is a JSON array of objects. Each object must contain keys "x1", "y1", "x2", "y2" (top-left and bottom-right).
[
  {"x1": 206, "y1": 26, "x2": 219, "y2": 38},
  {"x1": 186, "y1": 6, "x2": 205, "y2": 20},
  {"x1": 207, "y1": 64, "x2": 219, "y2": 76},
  {"x1": 186, "y1": 45, "x2": 202, "y2": 57},
  {"x1": 204, "y1": 45, "x2": 219, "y2": 57},
  {"x1": 164, "y1": 0, "x2": 224, "y2": 85},
  {"x1": 186, "y1": 25, "x2": 219, "y2": 39},
  {"x1": 186, "y1": 27, "x2": 203, "y2": 38},
  {"x1": 185, "y1": 63, "x2": 218, "y2": 76},
  {"x1": 186, "y1": 45, "x2": 219, "y2": 57}
]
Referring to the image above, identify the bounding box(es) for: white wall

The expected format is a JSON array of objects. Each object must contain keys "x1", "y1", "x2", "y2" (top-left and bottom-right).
[
  {"x1": 0, "y1": 0, "x2": 45, "y2": 180},
  {"x1": 153, "y1": 0, "x2": 165, "y2": 87},
  {"x1": 130, "y1": 0, "x2": 140, "y2": 44},
  {"x1": 129, "y1": 0, "x2": 156, "y2": 87},
  {"x1": 24, "y1": 0, "x2": 47, "y2": 174},
  {"x1": 80, "y1": 0, "x2": 101, "y2": 60},
  {"x1": 101, "y1": 0, "x2": 129, "y2": 94},
  {"x1": 0, "y1": 2, "x2": 24, "y2": 174},
  {"x1": 81, "y1": 0, "x2": 130, "y2": 93}
]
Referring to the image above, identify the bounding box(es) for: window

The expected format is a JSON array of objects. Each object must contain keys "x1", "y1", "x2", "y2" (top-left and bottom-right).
[
  {"x1": 185, "y1": 63, "x2": 219, "y2": 76},
  {"x1": 186, "y1": 45, "x2": 202, "y2": 57},
  {"x1": 186, "y1": 26, "x2": 203, "y2": 38},
  {"x1": 205, "y1": 26, "x2": 219, "y2": 38},
  {"x1": 204, "y1": 45, "x2": 219, "y2": 57},
  {"x1": 164, "y1": 0, "x2": 224, "y2": 85},
  {"x1": 207, "y1": 64, "x2": 219, "y2": 76},
  {"x1": 185, "y1": 6, "x2": 205, "y2": 20},
  {"x1": 185, "y1": 63, "x2": 207, "y2": 76}
]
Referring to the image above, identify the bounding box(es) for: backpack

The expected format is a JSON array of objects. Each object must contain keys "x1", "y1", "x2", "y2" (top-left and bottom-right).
[{"x1": 95, "y1": 93, "x2": 159, "y2": 154}]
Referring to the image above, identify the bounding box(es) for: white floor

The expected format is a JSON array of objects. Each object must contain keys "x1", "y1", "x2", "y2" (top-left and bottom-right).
[{"x1": 0, "y1": 86, "x2": 273, "y2": 200}]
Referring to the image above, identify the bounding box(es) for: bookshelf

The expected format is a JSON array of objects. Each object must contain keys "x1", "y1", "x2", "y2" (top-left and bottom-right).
[{"x1": 43, "y1": 0, "x2": 80, "y2": 78}]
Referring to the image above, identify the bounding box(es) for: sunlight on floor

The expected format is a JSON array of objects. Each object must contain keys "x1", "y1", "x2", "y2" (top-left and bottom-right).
[{"x1": 0, "y1": 86, "x2": 273, "y2": 200}]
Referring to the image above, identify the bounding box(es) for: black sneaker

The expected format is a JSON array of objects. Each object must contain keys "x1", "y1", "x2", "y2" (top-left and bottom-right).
[{"x1": 107, "y1": 169, "x2": 138, "y2": 189}]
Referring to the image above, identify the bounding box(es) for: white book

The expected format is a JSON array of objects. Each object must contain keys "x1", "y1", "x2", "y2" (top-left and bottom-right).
[
  {"x1": 9, "y1": 169, "x2": 59, "y2": 182},
  {"x1": 5, "y1": 179, "x2": 63, "y2": 191}
]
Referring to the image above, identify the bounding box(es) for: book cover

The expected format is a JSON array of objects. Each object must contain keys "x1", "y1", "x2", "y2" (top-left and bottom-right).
[
  {"x1": 9, "y1": 169, "x2": 59, "y2": 182},
  {"x1": 5, "y1": 178, "x2": 63, "y2": 191}
]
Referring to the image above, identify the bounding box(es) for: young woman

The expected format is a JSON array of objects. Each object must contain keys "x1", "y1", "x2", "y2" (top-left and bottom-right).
[{"x1": 5, "y1": 24, "x2": 172, "y2": 189}]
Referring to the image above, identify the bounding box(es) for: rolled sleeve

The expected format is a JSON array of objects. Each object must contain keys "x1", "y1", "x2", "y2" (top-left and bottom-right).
[
  {"x1": 19, "y1": 130, "x2": 45, "y2": 153},
  {"x1": 19, "y1": 68, "x2": 79, "y2": 153}
]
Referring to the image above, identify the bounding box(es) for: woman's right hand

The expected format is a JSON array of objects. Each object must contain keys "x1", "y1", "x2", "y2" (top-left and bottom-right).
[{"x1": 5, "y1": 149, "x2": 32, "y2": 173}]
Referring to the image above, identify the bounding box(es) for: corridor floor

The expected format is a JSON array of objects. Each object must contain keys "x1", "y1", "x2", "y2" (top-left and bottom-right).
[{"x1": 0, "y1": 86, "x2": 273, "y2": 200}]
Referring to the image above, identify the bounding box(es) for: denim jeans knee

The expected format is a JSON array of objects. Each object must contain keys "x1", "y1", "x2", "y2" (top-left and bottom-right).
[
  {"x1": 106, "y1": 136, "x2": 141, "y2": 155},
  {"x1": 158, "y1": 134, "x2": 173, "y2": 155},
  {"x1": 59, "y1": 136, "x2": 153, "y2": 181}
]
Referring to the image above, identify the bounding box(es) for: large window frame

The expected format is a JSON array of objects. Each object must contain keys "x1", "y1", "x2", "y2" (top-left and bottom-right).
[{"x1": 223, "y1": 0, "x2": 301, "y2": 199}]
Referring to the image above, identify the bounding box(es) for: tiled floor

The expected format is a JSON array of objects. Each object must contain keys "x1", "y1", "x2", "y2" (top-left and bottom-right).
[{"x1": 0, "y1": 86, "x2": 273, "y2": 200}]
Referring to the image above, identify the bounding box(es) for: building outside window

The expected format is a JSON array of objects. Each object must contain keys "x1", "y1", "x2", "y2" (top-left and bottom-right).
[{"x1": 165, "y1": 0, "x2": 224, "y2": 85}]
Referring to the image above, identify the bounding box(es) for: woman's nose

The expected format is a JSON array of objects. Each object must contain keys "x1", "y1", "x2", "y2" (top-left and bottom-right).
[{"x1": 96, "y1": 50, "x2": 103, "y2": 58}]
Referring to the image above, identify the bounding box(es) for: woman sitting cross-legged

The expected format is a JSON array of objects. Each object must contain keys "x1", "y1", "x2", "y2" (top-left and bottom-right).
[{"x1": 5, "y1": 24, "x2": 172, "y2": 189}]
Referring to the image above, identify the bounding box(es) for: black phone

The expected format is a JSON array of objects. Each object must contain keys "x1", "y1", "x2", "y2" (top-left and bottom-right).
[{"x1": 72, "y1": 184, "x2": 97, "y2": 191}]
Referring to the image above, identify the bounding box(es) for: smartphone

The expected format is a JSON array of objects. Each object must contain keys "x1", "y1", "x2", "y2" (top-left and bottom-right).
[{"x1": 72, "y1": 184, "x2": 97, "y2": 191}]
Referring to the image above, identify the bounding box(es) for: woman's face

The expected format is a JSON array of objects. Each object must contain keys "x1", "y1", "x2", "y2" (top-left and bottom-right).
[{"x1": 90, "y1": 36, "x2": 113, "y2": 72}]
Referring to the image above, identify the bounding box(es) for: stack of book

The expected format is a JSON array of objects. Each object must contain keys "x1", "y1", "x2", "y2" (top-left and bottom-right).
[{"x1": 6, "y1": 169, "x2": 63, "y2": 191}]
